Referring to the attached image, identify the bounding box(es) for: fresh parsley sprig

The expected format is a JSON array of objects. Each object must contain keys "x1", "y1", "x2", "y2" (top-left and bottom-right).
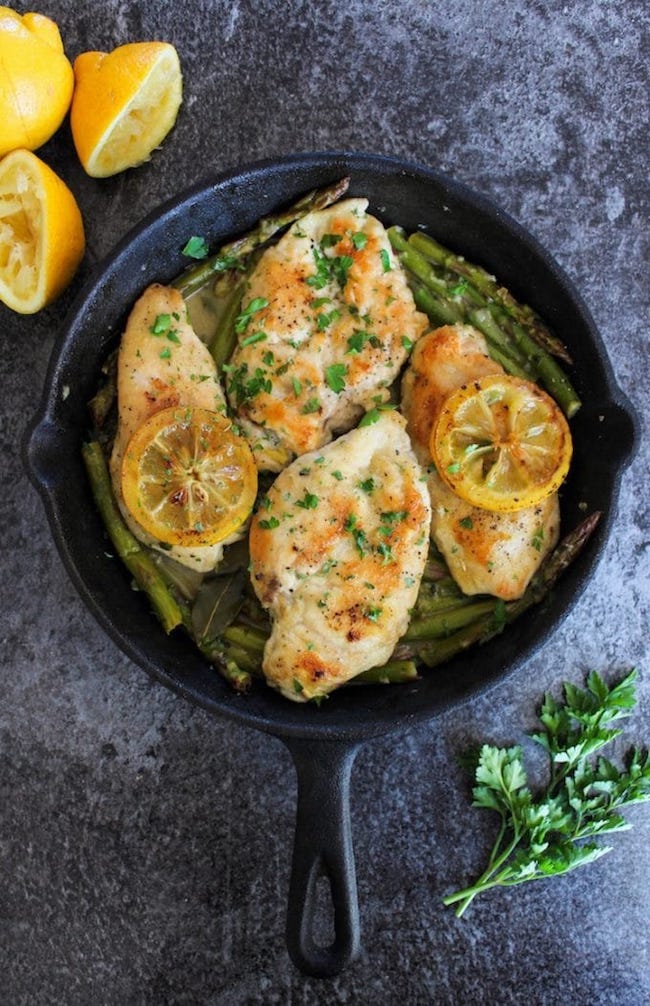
[{"x1": 444, "y1": 669, "x2": 649, "y2": 917}]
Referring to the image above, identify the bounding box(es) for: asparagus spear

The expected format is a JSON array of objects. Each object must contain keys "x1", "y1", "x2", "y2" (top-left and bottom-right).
[
  {"x1": 209, "y1": 274, "x2": 247, "y2": 368},
  {"x1": 82, "y1": 441, "x2": 185, "y2": 634},
  {"x1": 222, "y1": 622, "x2": 267, "y2": 654},
  {"x1": 220, "y1": 622, "x2": 420, "y2": 686},
  {"x1": 404, "y1": 599, "x2": 499, "y2": 642},
  {"x1": 408, "y1": 230, "x2": 574, "y2": 364},
  {"x1": 88, "y1": 349, "x2": 118, "y2": 428},
  {"x1": 173, "y1": 177, "x2": 351, "y2": 298},
  {"x1": 197, "y1": 637, "x2": 253, "y2": 692},
  {"x1": 82, "y1": 442, "x2": 255, "y2": 692},
  {"x1": 352, "y1": 661, "x2": 419, "y2": 685},
  {"x1": 388, "y1": 226, "x2": 581, "y2": 418}
]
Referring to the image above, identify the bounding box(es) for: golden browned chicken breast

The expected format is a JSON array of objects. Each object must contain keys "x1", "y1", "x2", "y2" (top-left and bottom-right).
[
  {"x1": 225, "y1": 198, "x2": 428, "y2": 471},
  {"x1": 109, "y1": 283, "x2": 228, "y2": 571},
  {"x1": 248, "y1": 411, "x2": 431, "y2": 701},
  {"x1": 401, "y1": 324, "x2": 559, "y2": 599}
]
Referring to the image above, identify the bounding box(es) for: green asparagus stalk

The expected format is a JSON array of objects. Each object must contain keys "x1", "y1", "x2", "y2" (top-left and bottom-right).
[
  {"x1": 411, "y1": 280, "x2": 465, "y2": 326},
  {"x1": 489, "y1": 306, "x2": 581, "y2": 418},
  {"x1": 83, "y1": 442, "x2": 256, "y2": 691},
  {"x1": 223, "y1": 644, "x2": 262, "y2": 674},
  {"x1": 209, "y1": 274, "x2": 247, "y2": 367},
  {"x1": 388, "y1": 226, "x2": 582, "y2": 417},
  {"x1": 389, "y1": 229, "x2": 533, "y2": 375},
  {"x1": 352, "y1": 661, "x2": 419, "y2": 685},
  {"x1": 82, "y1": 441, "x2": 185, "y2": 634},
  {"x1": 408, "y1": 230, "x2": 573, "y2": 364},
  {"x1": 222, "y1": 622, "x2": 268, "y2": 654},
  {"x1": 221, "y1": 623, "x2": 419, "y2": 686},
  {"x1": 173, "y1": 177, "x2": 351, "y2": 298},
  {"x1": 467, "y1": 307, "x2": 539, "y2": 380},
  {"x1": 404, "y1": 599, "x2": 498, "y2": 642},
  {"x1": 88, "y1": 349, "x2": 118, "y2": 428}
]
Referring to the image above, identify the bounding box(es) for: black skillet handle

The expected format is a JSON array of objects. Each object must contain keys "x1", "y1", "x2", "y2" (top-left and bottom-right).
[{"x1": 282, "y1": 737, "x2": 361, "y2": 977}]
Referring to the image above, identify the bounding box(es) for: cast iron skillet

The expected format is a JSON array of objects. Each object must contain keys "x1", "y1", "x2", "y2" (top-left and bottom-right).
[{"x1": 24, "y1": 152, "x2": 637, "y2": 977}]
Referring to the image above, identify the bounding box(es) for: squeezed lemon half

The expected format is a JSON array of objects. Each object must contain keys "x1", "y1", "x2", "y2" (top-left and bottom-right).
[{"x1": 71, "y1": 41, "x2": 183, "y2": 178}]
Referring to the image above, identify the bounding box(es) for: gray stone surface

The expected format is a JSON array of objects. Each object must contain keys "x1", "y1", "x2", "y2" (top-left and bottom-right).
[{"x1": 2, "y1": 1, "x2": 648, "y2": 1003}]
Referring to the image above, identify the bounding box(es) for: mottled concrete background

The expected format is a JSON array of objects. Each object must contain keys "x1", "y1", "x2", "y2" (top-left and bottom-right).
[{"x1": 2, "y1": 1, "x2": 648, "y2": 1003}]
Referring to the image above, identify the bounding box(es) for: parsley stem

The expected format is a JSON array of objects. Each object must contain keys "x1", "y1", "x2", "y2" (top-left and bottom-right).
[{"x1": 443, "y1": 829, "x2": 523, "y2": 916}]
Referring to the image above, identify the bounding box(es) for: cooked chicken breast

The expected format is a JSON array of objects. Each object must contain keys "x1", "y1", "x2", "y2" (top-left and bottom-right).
[
  {"x1": 401, "y1": 324, "x2": 559, "y2": 599},
  {"x1": 249, "y1": 411, "x2": 431, "y2": 702},
  {"x1": 110, "y1": 283, "x2": 228, "y2": 572},
  {"x1": 226, "y1": 198, "x2": 428, "y2": 471}
]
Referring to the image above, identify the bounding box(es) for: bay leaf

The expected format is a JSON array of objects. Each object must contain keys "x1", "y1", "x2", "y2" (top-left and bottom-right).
[{"x1": 191, "y1": 569, "x2": 247, "y2": 643}]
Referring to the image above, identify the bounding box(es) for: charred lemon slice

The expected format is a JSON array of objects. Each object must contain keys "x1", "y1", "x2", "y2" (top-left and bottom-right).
[
  {"x1": 431, "y1": 374, "x2": 572, "y2": 512},
  {"x1": 121, "y1": 406, "x2": 257, "y2": 546}
]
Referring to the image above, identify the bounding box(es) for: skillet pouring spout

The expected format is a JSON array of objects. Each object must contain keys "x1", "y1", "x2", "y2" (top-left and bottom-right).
[{"x1": 20, "y1": 153, "x2": 639, "y2": 977}]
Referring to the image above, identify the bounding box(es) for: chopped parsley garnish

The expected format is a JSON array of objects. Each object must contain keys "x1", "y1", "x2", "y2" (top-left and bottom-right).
[
  {"x1": 344, "y1": 514, "x2": 369, "y2": 557},
  {"x1": 450, "y1": 277, "x2": 469, "y2": 297},
  {"x1": 331, "y1": 470, "x2": 344, "y2": 481},
  {"x1": 159, "y1": 346, "x2": 172, "y2": 360},
  {"x1": 360, "y1": 408, "x2": 380, "y2": 427},
  {"x1": 377, "y1": 543, "x2": 394, "y2": 564},
  {"x1": 358, "y1": 403, "x2": 395, "y2": 427},
  {"x1": 181, "y1": 235, "x2": 209, "y2": 259},
  {"x1": 259, "y1": 516, "x2": 280, "y2": 530},
  {"x1": 402, "y1": 335, "x2": 414, "y2": 351},
  {"x1": 459, "y1": 516, "x2": 474, "y2": 530},
  {"x1": 317, "y1": 308, "x2": 342, "y2": 330},
  {"x1": 358, "y1": 478, "x2": 375, "y2": 493},
  {"x1": 295, "y1": 492, "x2": 319, "y2": 510},
  {"x1": 531, "y1": 526, "x2": 545, "y2": 551},
  {"x1": 305, "y1": 246, "x2": 332, "y2": 290},
  {"x1": 320, "y1": 233, "x2": 341, "y2": 249},
  {"x1": 325, "y1": 363, "x2": 347, "y2": 394},
  {"x1": 345, "y1": 329, "x2": 380, "y2": 355},
  {"x1": 240, "y1": 330, "x2": 267, "y2": 347},
  {"x1": 379, "y1": 511, "x2": 408, "y2": 536},
  {"x1": 364, "y1": 606, "x2": 383, "y2": 622},
  {"x1": 291, "y1": 376, "x2": 303, "y2": 396},
  {"x1": 305, "y1": 239, "x2": 354, "y2": 291},
  {"x1": 223, "y1": 362, "x2": 272, "y2": 405},
  {"x1": 379, "y1": 249, "x2": 392, "y2": 272},
  {"x1": 301, "y1": 397, "x2": 320, "y2": 415},
  {"x1": 351, "y1": 231, "x2": 368, "y2": 250},
  {"x1": 235, "y1": 297, "x2": 269, "y2": 334},
  {"x1": 150, "y1": 313, "x2": 171, "y2": 335}
]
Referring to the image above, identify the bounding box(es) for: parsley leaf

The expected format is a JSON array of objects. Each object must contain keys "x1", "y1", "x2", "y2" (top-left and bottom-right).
[
  {"x1": 181, "y1": 235, "x2": 209, "y2": 259},
  {"x1": 325, "y1": 363, "x2": 347, "y2": 394},
  {"x1": 235, "y1": 297, "x2": 269, "y2": 334},
  {"x1": 443, "y1": 669, "x2": 649, "y2": 917}
]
